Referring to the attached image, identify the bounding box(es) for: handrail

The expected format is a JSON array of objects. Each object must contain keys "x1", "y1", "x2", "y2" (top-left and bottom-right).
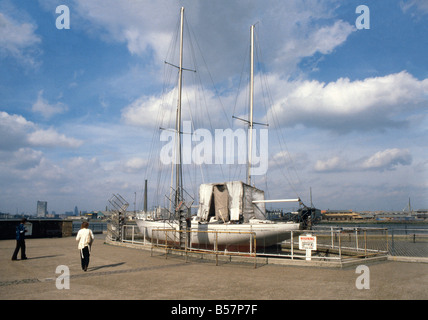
[{"x1": 151, "y1": 228, "x2": 258, "y2": 267}]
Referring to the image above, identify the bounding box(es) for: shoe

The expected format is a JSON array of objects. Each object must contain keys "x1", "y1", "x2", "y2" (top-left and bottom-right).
[
  {"x1": 21, "y1": 257, "x2": 27, "y2": 260},
  {"x1": 11, "y1": 258, "x2": 17, "y2": 261}
]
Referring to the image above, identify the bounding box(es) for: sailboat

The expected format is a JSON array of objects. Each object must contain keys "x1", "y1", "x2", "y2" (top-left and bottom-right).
[{"x1": 136, "y1": 7, "x2": 311, "y2": 250}]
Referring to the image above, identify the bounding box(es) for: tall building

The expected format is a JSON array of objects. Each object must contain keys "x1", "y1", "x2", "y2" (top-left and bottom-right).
[
  {"x1": 74, "y1": 206, "x2": 79, "y2": 216},
  {"x1": 37, "y1": 201, "x2": 48, "y2": 217}
]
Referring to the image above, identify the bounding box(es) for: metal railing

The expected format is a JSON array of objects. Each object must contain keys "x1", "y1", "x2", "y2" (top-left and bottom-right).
[
  {"x1": 275, "y1": 228, "x2": 389, "y2": 262},
  {"x1": 151, "y1": 228, "x2": 258, "y2": 267},
  {"x1": 112, "y1": 224, "x2": 427, "y2": 265},
  {"x1": 388, "y1": 228, "x2": 428, "y2": 257}
]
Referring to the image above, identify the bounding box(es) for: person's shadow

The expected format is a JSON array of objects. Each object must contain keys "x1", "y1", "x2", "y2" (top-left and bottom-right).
[
  {"x1": 26, "y1": 255, "x2": 63, "y2": 260},
  {"x1": 88, "y1": 262, "x2": 125, "y2": 271}
]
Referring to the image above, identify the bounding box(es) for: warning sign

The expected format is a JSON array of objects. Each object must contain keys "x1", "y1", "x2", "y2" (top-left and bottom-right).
[{"x1": 299, "y1": 235, "x2": 317, "y2": 250}]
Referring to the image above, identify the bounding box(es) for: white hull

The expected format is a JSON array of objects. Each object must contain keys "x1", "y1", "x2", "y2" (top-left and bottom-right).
[{"x1": 136, "y1": 218, "x2": 301, "y2": 248}]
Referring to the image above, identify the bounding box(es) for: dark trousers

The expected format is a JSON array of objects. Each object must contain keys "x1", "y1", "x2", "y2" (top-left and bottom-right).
[
  {"x1": 80, "y1": 246, "x2": 90, "y2": 270},
  {"x1": 12, "y1": 239, "x2": 26, "y2": 260}
]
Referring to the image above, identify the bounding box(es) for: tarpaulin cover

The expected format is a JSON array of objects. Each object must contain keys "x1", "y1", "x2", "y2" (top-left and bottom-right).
[{"x1": 197, "y1": 181, "x2": 266, "y2": 222}]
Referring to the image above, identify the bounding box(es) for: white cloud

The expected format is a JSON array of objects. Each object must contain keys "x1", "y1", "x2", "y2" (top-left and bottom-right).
[
  {"x1": 11, "y1": 148, "x2": 44, "y2": 170},
  {"x1": 361, "y1": 148, "x2": 412, "y2": 171},
  {"x1": 32, "y1": 90, "x2": 68, "y2": 119},
  {"x1": 123, "y1": 157, "x2": 147, "y2": 173},
  {"x1": 121, "y1": 85, "x2": 230, "y2": 129},
  {"x1": 0, "y1": 111, "x2": 83, "y2": 150},
  {"x1": 267, "y1": 71, "x2": 428, "y2": 132},
  {"x1": 28, "y1": 128, "x2": 83, "y2": 148},
  {"x1": 0, "y1": 12, "x2": 41, "y2": 66},
  {"x1": 31, "y1": 90, "x2": 68, "y2": 119},
  {"x1": 73, "y1": 0, "x2": 176, "y2": 62},
  {"x1": 276, "y1": 20, "x2": 355, "y2": 71},
  {"x1": 121, "y1": 91, "x2": 175, "y2": 128},
  {"x1": 314, "y1": 156, "x2": 348, "y2": 172},
  {"x1": 401, "y1": 0, "x2": 428, "y2": 15},
  {"x1": 0, "y1": 111, "x2": 35, "y2": 150},
  {"x1": 314, "y1": 148, "x2": 413, "y2": 173},
  {"x1": 70, "y1": 0, "x2": 356, "y2": 82}
]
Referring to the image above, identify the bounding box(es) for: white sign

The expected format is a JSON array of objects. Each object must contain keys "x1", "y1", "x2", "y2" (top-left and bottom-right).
[
  {"x1": 25, "y1": 222, "x2": 33, "y2": 237},
  {"x1": 299, "y1": 235, "x2": 317, "y2": 261},
  {"x1": 299, "y1": 235, "x2": 317, "y2": 250}
]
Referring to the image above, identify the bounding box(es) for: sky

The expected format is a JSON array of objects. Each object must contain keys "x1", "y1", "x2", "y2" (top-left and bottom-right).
[{"x1": 0, "y1": 0, "x2": 427, "y2": 215}]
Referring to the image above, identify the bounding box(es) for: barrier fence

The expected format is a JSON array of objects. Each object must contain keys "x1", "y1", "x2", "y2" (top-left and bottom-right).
[
  {"x1": 108, "y1": 224, "x2": 427, "y2": 267},
  {"x1": 109, "y1": 224, "x2": 428, "y2": 261}
]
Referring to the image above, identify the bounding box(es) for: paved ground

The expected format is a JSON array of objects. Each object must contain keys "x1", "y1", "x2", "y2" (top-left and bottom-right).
[{"x1": 1, "y1": 234, "x2": 427, "y2": 302}]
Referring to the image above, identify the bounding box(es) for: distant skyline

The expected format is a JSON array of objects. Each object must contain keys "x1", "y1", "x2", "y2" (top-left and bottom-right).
[{"x1": 0, "y1": 0, "x2": 427, "y2": 214}]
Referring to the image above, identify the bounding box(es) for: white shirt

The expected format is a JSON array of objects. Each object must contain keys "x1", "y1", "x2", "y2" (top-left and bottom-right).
[{"x1": 76, "y1": 228, "x2": 94, "y2": 250}]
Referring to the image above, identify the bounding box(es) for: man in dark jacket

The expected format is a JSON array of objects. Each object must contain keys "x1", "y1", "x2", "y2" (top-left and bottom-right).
[{"x1": 11, "y1": 218, "x2": 28, "y2": 260}]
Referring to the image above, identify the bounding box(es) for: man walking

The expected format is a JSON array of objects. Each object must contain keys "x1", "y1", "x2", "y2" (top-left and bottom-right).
[{"x1": 12, "y1": 218, "x2": 28, "y2": 260}]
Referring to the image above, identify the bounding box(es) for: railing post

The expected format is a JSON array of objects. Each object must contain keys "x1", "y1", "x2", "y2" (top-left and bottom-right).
[
  {"x1": 355, "y1": 229, "x2": 359, "y2": 251},
  {"x1": 364, "y1": 230, "x2": 367, "y2": 257},
  {"x1": 250, "y1": 233, "x2": 253, "y2": 254},
  {"x1": 165, "y1": 230, "x2": 168, "y2": 259},
  {"x1": 215, "y1": 231, "x2": 218, "y2": 266},
  {"x1": 291, "y1": 231, "x2": 294, "y2": 260},
  {"x1": 386, "y1": 229, "x2": 388, "y2": 254},
  {"x1": 253, "y1": 233, "x2": 257, "y2": 269}
]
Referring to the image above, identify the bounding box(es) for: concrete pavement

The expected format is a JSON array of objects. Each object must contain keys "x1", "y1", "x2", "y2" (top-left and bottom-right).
[{"x1": 1, "y1": 235, "x2": 427, "y2": 300}]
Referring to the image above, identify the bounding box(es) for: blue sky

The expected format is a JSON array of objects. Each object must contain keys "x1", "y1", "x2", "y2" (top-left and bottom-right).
[{"x1": 0, "y1": 0, "x2": 427, "y2": 215}]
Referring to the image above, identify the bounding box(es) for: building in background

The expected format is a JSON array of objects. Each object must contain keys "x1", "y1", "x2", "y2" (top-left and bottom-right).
[{"x1": 37, "y1": 201, "x2": 47, "y2": 217}]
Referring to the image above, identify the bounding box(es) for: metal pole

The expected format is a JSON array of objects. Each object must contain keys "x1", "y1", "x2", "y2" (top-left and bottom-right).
[
  {"x1": 291, "y1": 231, "x2": 294, "y2": 260},
  {"x1": 215, "y1": 232, "x2": 218, "y2": 266},
  {"x1": 175, "y1": 7, "x2": 185, "y2": 205},
  {"x1": 254, "y1": 234, "x2": 257, "y2": 269},
  {"x1": 185, "y1": 230, "x2": 188, "y2": 263},
  {"x1": 364, "y1": 230, "x2": 367, "y2": 257},
  {"x1": 355, "y1": 229, "x2": 359, "y2": 251},
  {"x1": 386, "y1": 229, "x2": 388, "y2": 254},
  {"x1": 165, "y1": 230, "x2": 168, "y2": 259},
  {"x1": 144, "y1": 179, "x2": 148, "y2": 212},
  {"x1": 250, "y1": 233, "x2": 253, "y2": 254},
  {"x1": 247, "y1": 24, "x2": 254, "y2": 186}
]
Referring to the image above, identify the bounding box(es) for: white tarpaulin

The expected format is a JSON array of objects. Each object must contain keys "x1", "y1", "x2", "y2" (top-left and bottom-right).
[{"x1": 197, "y1": 181, "x2": 266, "y2": 222}]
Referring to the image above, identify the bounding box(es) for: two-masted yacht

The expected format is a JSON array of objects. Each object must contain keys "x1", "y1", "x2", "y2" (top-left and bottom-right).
[{"x1": 136, "y1": 7, "x2": 309, "y2": 251}]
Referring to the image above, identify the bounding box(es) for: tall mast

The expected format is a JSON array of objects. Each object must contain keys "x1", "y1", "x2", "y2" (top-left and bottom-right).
[
  {"x1": 247, "y1": 24, "x2": 255, "y2": 186},
  {"x1": 175, "y1": 7, "x2": 185, "y2": 206}
]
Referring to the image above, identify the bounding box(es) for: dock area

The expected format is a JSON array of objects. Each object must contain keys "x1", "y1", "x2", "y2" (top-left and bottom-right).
[{"x1": 1, "y1": 234, "x2": 427, "y2": 300}]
